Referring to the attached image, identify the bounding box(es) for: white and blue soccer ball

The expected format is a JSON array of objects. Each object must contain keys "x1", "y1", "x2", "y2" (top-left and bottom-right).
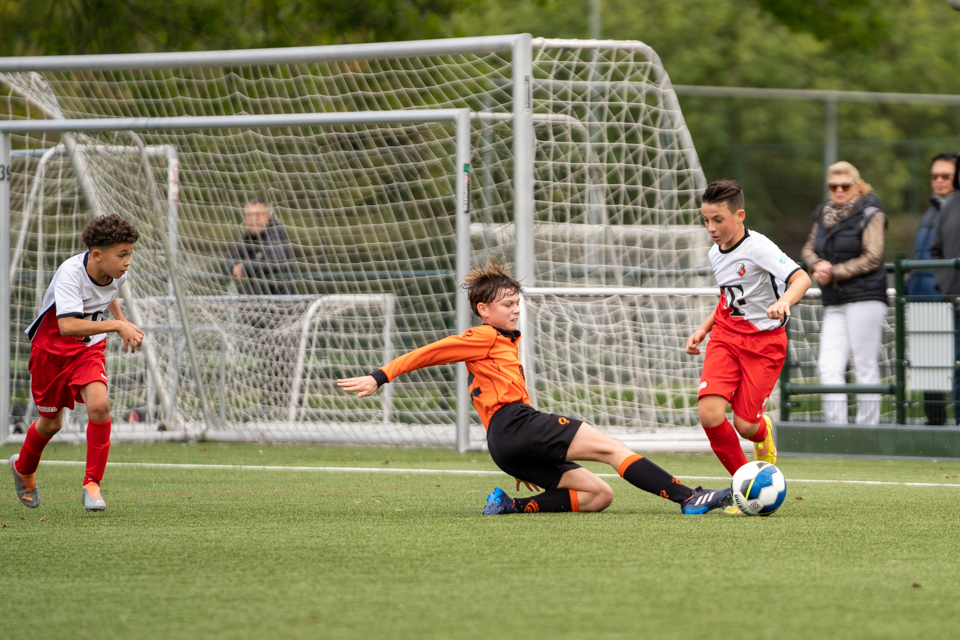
[{"x1": 731, "y1": 461, "x2": 787, "y2": 516}]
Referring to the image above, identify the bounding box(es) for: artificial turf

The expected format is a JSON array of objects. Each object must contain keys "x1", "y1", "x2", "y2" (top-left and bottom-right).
[{"x1": 1, "y1": 442, "x2": 959, "y2": 640}]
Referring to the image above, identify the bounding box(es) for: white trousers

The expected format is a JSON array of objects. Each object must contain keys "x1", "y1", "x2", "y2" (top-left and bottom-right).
[{"x1": 817, "y1": 300, "x2": 888, "y2": 425}]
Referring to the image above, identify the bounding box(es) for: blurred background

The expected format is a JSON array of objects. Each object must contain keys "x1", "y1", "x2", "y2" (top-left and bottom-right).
[{"x1": 3, "y1": 0, "x2": 959, "y2": 260}]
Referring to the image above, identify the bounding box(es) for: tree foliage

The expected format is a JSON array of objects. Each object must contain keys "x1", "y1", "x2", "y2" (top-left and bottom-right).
[
  {"x1": 0, "y1": 0, "x2": 478, "y2": 55},
  {"x1": 3, "y1": 0, "x2": 960, "y2": 257},
  {"x1": 752, "y1": 0, "x2": 890, "y2": 52}
]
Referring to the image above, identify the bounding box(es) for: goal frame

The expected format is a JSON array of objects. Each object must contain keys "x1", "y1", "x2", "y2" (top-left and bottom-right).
[
  {"x1": 1, "y1": 34, "x2": 706, "y2": 450},
  {"x1": 0, "y1": 109, "x2": 473, "y2": 446}
]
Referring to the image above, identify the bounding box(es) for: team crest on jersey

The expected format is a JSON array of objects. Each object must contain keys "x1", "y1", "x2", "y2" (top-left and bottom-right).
[{"x1": 735, "y1": 262, "x2": 746, "y2": 277}]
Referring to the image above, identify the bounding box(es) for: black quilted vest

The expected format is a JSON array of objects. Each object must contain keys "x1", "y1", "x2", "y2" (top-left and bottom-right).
[{"x1": 812, "y1": 194, "x2": 888, "y2": 307}]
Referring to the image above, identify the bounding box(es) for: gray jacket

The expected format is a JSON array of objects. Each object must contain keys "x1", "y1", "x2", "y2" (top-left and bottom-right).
[
  {"x1": 221, "y1": 219, "x2": 294, "y2": 295},
  {"x1": 929, "y1": 192, "x2": 960, "y2": 297}
]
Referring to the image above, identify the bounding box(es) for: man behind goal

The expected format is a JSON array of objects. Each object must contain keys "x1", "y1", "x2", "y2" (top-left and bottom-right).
[
  {"x1": 686, "y1": 179, "x2": 811, "y2": 476},
  {"x1": 9, "y1": 214, "x2": 144, "y2": 512},
  {"x1": 339, "y1": 259, "x2": 731, "y2": 515}
]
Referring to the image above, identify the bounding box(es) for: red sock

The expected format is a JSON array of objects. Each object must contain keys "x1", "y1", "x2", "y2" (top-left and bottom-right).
[
  {"x1": 747, "y1": 418, "x2": 769, "y2": 444},
  {"x1": 84, "y1": 420, "x2": 112, "y2": 485},
  {"x1": 703, "y1": 418, "x2": 748, "y2": 475},
  {"x1": 16, "y1": 421, "x2": 50, "y2": 476}
]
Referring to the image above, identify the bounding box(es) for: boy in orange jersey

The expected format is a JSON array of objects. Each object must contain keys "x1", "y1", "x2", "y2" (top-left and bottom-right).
[
  {"x1": 9, "y1": 214, "x2": 143, "y2": 512},
  {"x1": 338, "y1": 259, "x2": 731, "y2": 515}
]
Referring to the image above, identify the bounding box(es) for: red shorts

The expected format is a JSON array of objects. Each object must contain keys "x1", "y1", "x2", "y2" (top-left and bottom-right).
[
  {"x1": 30, "y1": 342, "x2": 108, "y2": 417},
  {"x1": 698, "y1": 323, "x2": 786, "y2": 422}
]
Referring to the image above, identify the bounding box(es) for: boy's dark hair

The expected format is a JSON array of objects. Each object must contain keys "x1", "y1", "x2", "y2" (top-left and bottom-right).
[
  {"x1": 461, "y1": 257, "x2": 523, "y2": 317},
  {"x1": 930, "y1": 152, "x2": 957, "y2": 169},
  {"x1": 81, "y1": 214, "x2": 140, "y2": 249},
  {"x1": 246, "y1": 196, "x2": 269, "y2": 208},
  {"x1": 701, "y1": 179, "x2": 745, "y2": 214}
]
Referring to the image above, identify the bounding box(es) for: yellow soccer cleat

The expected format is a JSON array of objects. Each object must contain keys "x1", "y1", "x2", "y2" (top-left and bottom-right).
[
  {"x1": 721, "y1": 505, "x2": 744, "y2": 516},
  {"x1": 753, "y1": 415, "x2": 777, "y2": 464}
]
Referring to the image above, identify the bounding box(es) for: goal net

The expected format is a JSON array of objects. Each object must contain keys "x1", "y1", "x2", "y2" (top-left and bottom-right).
[{"x1": 1, "y1": 36, "x2": 716, "y2": 447}]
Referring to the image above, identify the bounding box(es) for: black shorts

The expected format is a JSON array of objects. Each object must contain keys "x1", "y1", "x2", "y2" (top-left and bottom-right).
[{"x1": 486, "y1": 402, "x2": 583, "y2": 490}]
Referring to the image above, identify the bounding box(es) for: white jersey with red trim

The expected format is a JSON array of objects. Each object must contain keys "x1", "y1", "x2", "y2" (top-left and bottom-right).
[
  {"x1": 26, "y1": 252, "x2": 128, "y2": 356},
  {"x1": 709, "y1": 229, "x2": 801, "y2": 334}
]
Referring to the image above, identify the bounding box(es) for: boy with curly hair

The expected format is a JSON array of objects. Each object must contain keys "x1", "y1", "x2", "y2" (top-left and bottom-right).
[
  {"x1": 9, "y1": 214, "x2": 144, "y2": 512},
  {"x1": 339, "y1": 258, "x2": 731, "y2": 516}
]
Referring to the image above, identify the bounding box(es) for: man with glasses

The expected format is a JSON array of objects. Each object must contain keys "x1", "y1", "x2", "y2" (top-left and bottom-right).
[
  {"x1": 909, "y1": 153, "x2": 956, "y2": 424},
  {"x1": 929, "y1": 153, "x2": 960, "y2": 423}
]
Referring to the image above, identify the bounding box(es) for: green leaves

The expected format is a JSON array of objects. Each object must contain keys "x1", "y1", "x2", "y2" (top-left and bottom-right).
[
  {"x1": 0, "y1": 0, "x2": 482, "y2": 56},
  {"x1": 753, "y1": 0, "x2": 891, "y2": 52}
]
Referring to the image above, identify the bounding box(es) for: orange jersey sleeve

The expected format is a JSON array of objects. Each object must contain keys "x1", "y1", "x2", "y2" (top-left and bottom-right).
[{"x1": 379, "y1": 326, "x2": 497, "y2": 383}]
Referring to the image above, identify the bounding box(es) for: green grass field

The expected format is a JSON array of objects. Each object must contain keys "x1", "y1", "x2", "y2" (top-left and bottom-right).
[{"x1": 2, "y1": 442, "x2": 959, "y2": 640}]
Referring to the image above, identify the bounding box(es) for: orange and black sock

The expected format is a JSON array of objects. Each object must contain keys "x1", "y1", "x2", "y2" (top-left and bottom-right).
[
  {"x1": 84, "y1": 420, "x2": 111, "y2": 485},
  {"x1": 617, "y1": 454, "x2": 693, "y2": 503},
  {"x1": 513, "y1": 489, "x2": 579, "y2": 513},
  {"x1": 703, "y1": 418, "x2": 749, "y2": 474},
  {"x1": 16, "y1": 421, "x2": 50, "y2": 476}
]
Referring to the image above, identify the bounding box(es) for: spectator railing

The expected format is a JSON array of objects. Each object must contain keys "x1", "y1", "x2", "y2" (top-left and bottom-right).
[{"x1": 780, "y1": 254, "x2": 960, "y2": 424}]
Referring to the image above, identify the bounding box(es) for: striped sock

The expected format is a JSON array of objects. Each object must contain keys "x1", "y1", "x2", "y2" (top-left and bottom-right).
[
  {"x1": 513, "y1": 489, "x2": 578, "y2": 513},
  {"x1": 617, "y1": 454, "x2": 693, "y2": 503}
]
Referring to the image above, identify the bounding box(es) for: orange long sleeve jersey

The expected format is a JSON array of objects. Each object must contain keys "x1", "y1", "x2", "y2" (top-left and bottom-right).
[{"x1": 369, "y1": 324, "x2": 529, "y2": 430}]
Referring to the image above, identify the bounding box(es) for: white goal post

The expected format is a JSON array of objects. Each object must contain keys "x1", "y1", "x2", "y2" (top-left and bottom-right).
[
  {"x1": 0, "y1": 109, "x2": 473, "y2": 445},
  {"x1": 1, "y1": 35, "x2": 711, "y2": 449}
]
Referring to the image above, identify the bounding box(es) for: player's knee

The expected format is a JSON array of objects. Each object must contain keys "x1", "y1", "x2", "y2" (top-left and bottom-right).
[
  {"x1": 732, "y1": 415, "x2": 760, "y2": 437},
  {"x1": 580, "y1": 478, "x2": 613, "y2": 512},
  {"x1": 698, "y1": 403, "x2": 726, "y2": 428},
  {"x1": 582, "y1": 483, "x2": 614, "y2": 512},
  {"x1": 86, "y1": 399, "x2": 111, "y2": 422},
  {"x1": 37, "y1": 415, "x2": 62, "y2": 437}
]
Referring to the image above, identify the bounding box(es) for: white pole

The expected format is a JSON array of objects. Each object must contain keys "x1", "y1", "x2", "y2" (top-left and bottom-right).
[
  {"x1": 454, "y1": 109, "x2": 473, "y2": 453},
  {"x1": 0, "y1": 134, "x2": 11, "y2": 442},
  {"x1": 513, "y1": 34, "x2": 538, "y2": 403},
  {"x1": 382, "y1": 294, "x2": 395, "y2": 427}
]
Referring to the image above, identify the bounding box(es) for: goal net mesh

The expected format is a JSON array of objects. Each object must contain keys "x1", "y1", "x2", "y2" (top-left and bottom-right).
[{"x1": 2, "y1": 39, "x2": 725, "y2": 445}]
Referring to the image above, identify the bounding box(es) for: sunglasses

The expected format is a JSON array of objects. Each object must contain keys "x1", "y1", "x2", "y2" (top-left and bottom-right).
[
  {"x1": 827, "y1": 183, "x2": 854, "y2": 192},
  {"x1": 931, "y1": 173, "x2": 953, "y2": 181}
]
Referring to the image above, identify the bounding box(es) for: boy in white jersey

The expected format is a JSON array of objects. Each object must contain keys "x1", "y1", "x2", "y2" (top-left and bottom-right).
[
  {"x1": 686, "y1": 180, "x2": 811, "y2": 475},
  {"x1": 9, "y1": 214, "x2": 143, "y2": 512}
]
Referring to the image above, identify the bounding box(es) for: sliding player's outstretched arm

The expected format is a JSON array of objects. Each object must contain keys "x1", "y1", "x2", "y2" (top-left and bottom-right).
[{"x1": 337, "y1": 328, "x2": 496, "y2": 397}]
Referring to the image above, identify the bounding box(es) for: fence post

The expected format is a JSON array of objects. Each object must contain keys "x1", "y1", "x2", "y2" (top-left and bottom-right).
[
  {"x1": 894, "y1": 253, "x2": 907, "y2": 425},
  {"x1": 779, "y1": 319, "x2": 791, "y2": 422}
]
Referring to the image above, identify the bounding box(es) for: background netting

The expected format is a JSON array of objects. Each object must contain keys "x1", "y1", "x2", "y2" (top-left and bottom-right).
[
  {"x1": 2, "y1": 38, "x2": 721, "y2": 445},
  {"x1": 525, "y1": 292, "x2": 901, "y2": 436}
]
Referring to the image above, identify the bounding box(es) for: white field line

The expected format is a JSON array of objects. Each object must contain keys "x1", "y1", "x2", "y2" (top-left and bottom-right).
[{"x1": 38, "y1": 460, "x2": 960, "y2": 489}]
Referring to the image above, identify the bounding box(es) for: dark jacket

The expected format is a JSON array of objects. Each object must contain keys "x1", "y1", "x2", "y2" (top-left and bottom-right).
[
  {"x1": 811, "y1": 192, "x2": 888, "y2": 307},
  {"x1": 930, "y1": 192, "x2": 960, "y2": 298},
  {"x1": 907, "y1": 193, "x2": 945, "y2": 297},
  {"x1": 221, "y1": 218, "x2": 294, "y2": 295}
]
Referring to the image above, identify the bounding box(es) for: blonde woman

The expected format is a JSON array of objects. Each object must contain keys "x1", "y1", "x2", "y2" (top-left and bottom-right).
[{"x1": 801, "y1": 162, "x2": 887, "y2": 425}]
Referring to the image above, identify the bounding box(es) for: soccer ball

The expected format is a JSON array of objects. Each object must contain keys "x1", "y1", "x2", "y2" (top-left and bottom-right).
[{"x1": 731, "y1": 461, "x2": 787, "y2": 516}]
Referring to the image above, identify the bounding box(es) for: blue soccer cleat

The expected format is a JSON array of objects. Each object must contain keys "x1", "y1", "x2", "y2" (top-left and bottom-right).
[
  {"x1": 482, "y1": 487, "x2": 518, "y2": 515},
  {"x1": 680, "y1": 486, "x2": 732, "y2": 515}
]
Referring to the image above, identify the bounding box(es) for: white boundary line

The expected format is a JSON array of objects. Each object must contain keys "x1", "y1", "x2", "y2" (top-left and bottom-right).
[{"x1": 38, "y1": 460, "x2": 960, "y2": 488}]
